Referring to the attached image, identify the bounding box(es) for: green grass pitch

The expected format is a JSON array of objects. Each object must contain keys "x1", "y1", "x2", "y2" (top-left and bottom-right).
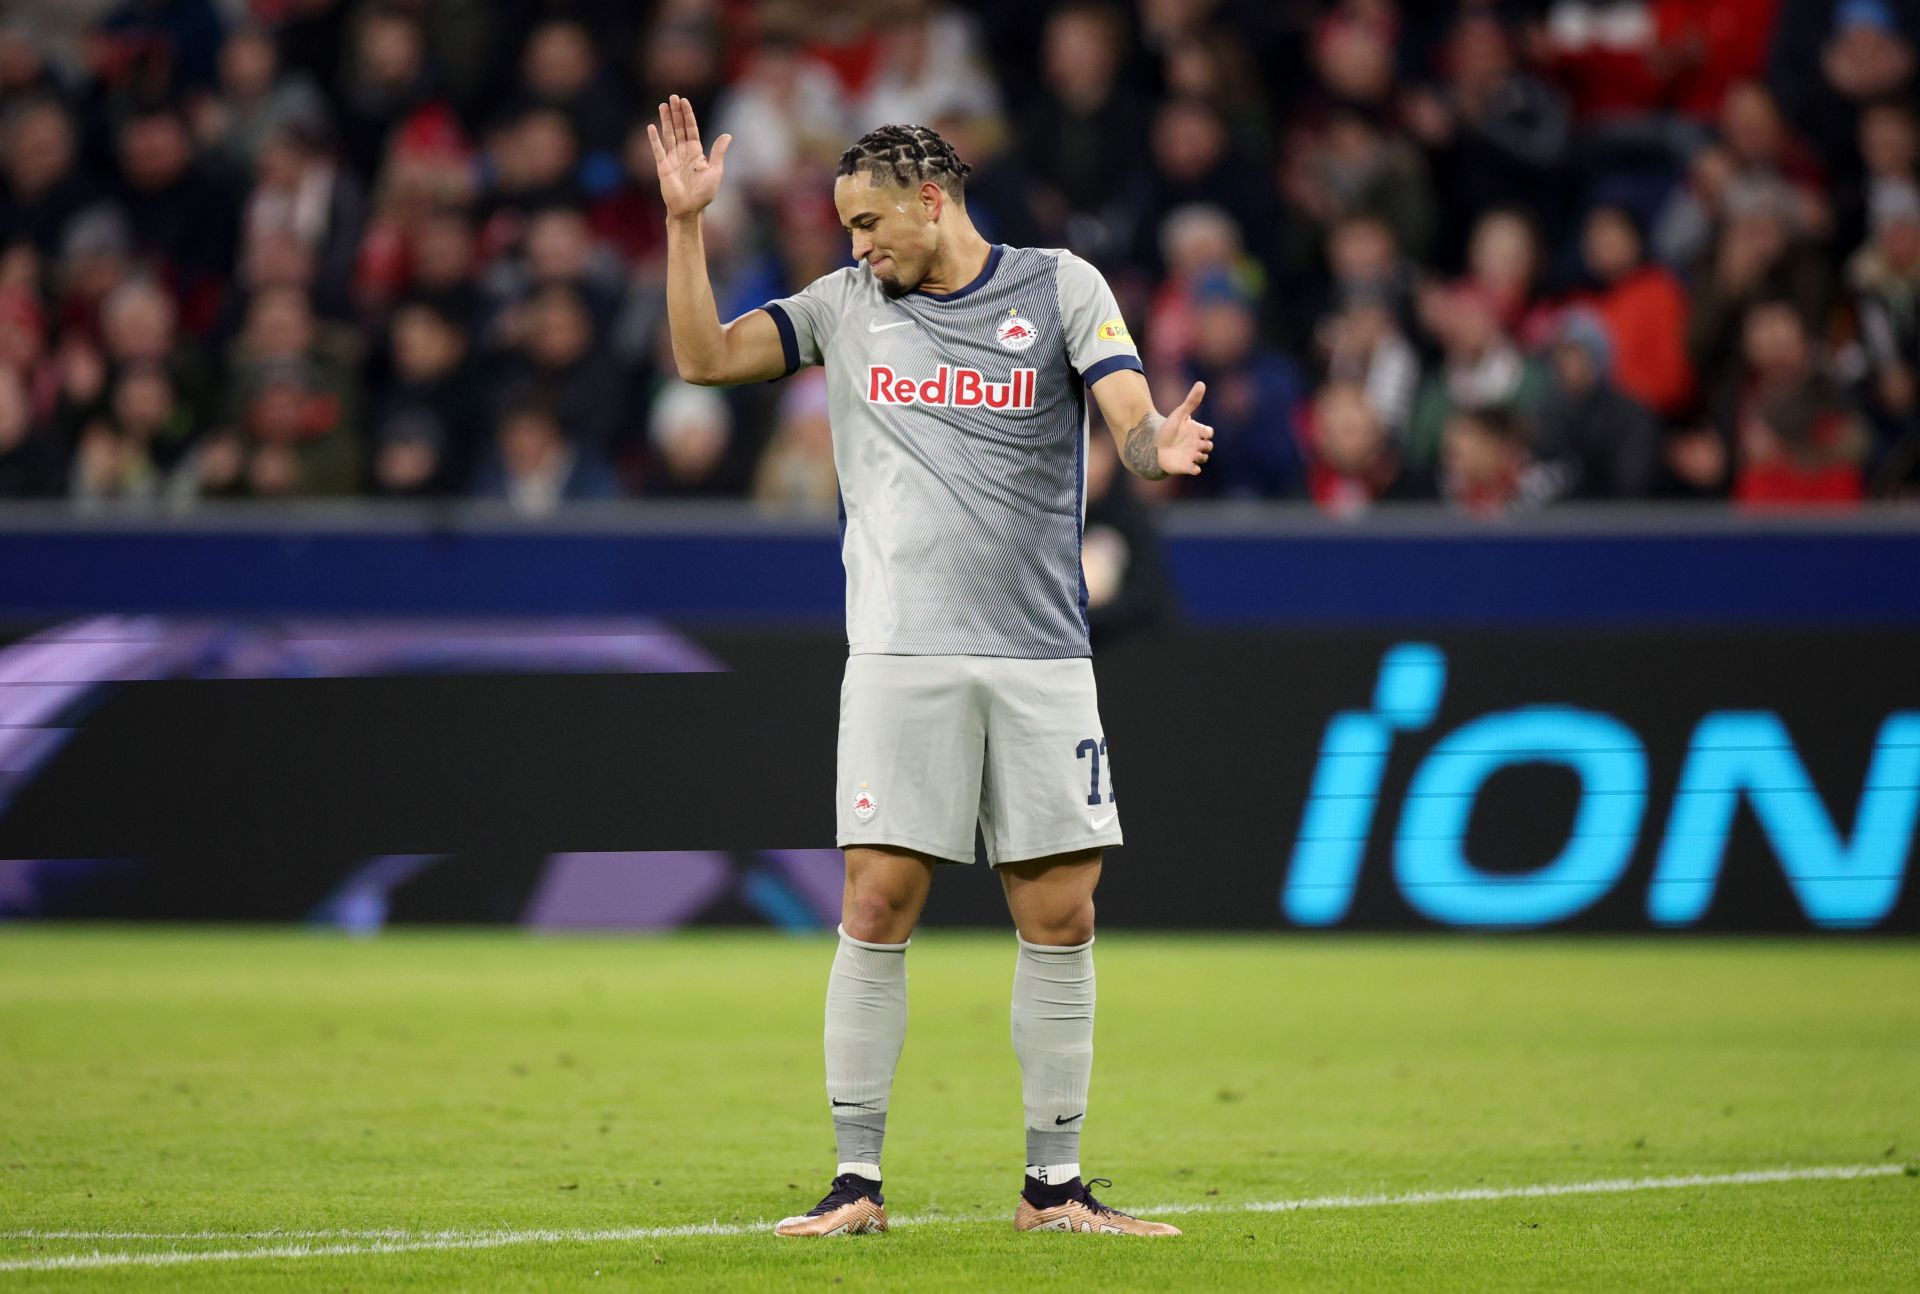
[{"x1": 2, "y1": 928, "x2": 1917, "y2": 1291}]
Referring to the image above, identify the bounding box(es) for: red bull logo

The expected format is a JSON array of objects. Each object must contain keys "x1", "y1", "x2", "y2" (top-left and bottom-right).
[{"x1": 866, "y1": 365, "x2": 1038, "y2": 410}]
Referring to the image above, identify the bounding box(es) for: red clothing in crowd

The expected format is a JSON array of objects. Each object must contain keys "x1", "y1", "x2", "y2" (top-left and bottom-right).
[
  {"x1": 1570, "y1": 264, "x2": 1695, "y2": 415},
  {"x1": 1733, "y1": 404, "x2": 1864, "y2": 508},
  {"x1": 1734, "y1": 460, "x2": 1865, "y2": 507},
  {"x1": 1540, "y1": 0, "x2": 1778, "y2": 123},
  {"x1": 1658, "y1": 0, "x2": 1778, "y2": 121}
]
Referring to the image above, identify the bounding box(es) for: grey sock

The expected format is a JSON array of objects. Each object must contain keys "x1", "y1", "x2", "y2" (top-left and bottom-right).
[
  {"x1": 824, "y1": 924, "x2": 909, "y2": 1175},
  {"x1": 1011, "y1": 934, "x2": 1095, "y2": 1173}
]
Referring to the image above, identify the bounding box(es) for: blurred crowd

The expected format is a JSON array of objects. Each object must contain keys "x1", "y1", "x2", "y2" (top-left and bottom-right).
[{"x1": 0, "y1": 0, "x2": 1918, "y2": 519}]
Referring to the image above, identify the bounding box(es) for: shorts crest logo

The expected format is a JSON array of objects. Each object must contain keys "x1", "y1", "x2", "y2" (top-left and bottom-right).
[
  {"x1": 996, "y1": 314, "x2": 1039, "y2": 351},
  {"x1": 852, "y1": 784, "x2": 878, "y2": 822}
]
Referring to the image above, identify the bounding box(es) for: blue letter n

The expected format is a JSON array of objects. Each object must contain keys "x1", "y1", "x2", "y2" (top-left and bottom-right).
[{"x1": 1649, "y1": 713, "x2": 1920, "y2": 929}]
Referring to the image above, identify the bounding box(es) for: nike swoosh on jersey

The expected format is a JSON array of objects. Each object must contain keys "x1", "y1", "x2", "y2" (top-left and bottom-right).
[
  {"x1": 1090, "y1": 813, "x2": 1117, "y2": 830},
  {"x1": 867, "y1": 319, "x2": 914, "y2": 332}
]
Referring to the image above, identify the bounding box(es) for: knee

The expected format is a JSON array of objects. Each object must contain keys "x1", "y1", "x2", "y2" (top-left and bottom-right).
[
  {"x1": 843, "y1": 883, "x2": 919, "y2": 944},
  {"x1": 1018, "y1": 899, "x2": 1095, "y2": 948}
]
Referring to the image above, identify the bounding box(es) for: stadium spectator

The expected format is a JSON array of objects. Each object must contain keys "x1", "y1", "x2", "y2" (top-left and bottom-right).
[
  {"x1": 113, "y1": 104, "x2": 238, "y2": 336},
  {"x1": 924, "y1": 109, "x2": 1036, "y2": 249},
  {"x1": 1305, "y1": 1, "x2": 1398, "y2": 117},
  {"x1": 1686, "y1": 174, "x2": 1835, "y2": 407},
  {"x1": 644, "y1": 379, "x2": 744, "y2": 498},
  {"x1": 49, "y1": 207, "x2": 134, "y2": 364},
  {"x1": 69, "y1": 360, "x2": 197, "y2": 503},
  {"x1": 1529, "y1": 309, "x2": 1662, "y2": 501},
  {"x1": 1128, "y1": 96, "x2": 1274, "y2": 277},
  {"x1": 88, "y1": 0, "x2": 227, "y2": 97},
  {"x1": 753, "y1": 367, "x2": 838, "y2": 516},
  {"x1": 710, "y1": 23, "x2": 849, "y2": 204},
  {"x1": 1019, "y1": 2, "x2": 1146, "y2": 251},
  {"x1": 0, "y1": 98, "x2": 104, "y2": 259},
  {"x1": 1174, "y1": 272, "x2": 1305, "y2": 498},
  {"x1": 1157, "y1": 22, "x2": 1269, "y2": 149},
  {"x1": 1828, "y1": 95, "x2": 1918, "y2": 259},
  {"x1": 475, "y1": 109, "x2": 591, "y2": 261},
  {"x1": 1569, "y1": 204, "x2": 1695, "y2": 416},
  {"x1": 1145, "y1": 203, "x2": 1250, "y2": 377},
  {"x1": 486, "y1": 205, "x2": 626, "y2": 342},
  {"x1": 0, "y1": 23, "x2": 64, "y2": 105},
  {"x1": 630, "y1": 14, "x2": 724, "y2": 128},
  {"x1": 1303, "y1": 380, "x2": 1434, "y2": 518},
  {"x1": 1440, "y1": 404, "x2": 1534, "y2": 516},
  {"x1": 494, "y1": 282, "x2": 622, "y2": 451},
  {"x1": 1653, "y1": 138, "x2": 1739, "y2": 269},
  {"x1": 852, "y1": 2, "x2": 1002, "y2": 132},
  {"x1": 1720, "y1": 298, "x2": 1867, "y2": 506},
  {"x1": 1850, "y1": 178, "x2": 1920, "y2": 454},
  {"x1": 217, "y1": 284, "x2": 360, "y2": 464},
  {"x1": 1281, "y1": 105, "x2": 1435, "y2": 274},
  {"x1": 93, "y1": 277, "x2": 208, "y2": 426},
  {"x1": 588, "y1": 119, "x2": 668, "y2": 272},
  {"x1": 1082, "y1": 429, "x2": 1177, "y2": 645},
  {"x1": 0, "y1": 282, "x2": 59, "y2": 426},
  {"x1": 1460, "y1": 207, "x2": 1555, "y2": 346},
  {"x1": 1720, "y1": 79, "x2": 1828, "y2": 203},
  {"x1": 191, "y1": 23, "x2": 329, "y2": 183},
  {"x1": 335, "y1": 4, "x2": 439, "y2": 185},
  {"x1": 470, "y1": 401, "x2": 618, "y2": 516},
  {"x1": 510, "y1": 19, "x2": 629, "y2": 157},
  {"x1": 369, "y1": 299, "x2": 484, "y2": 497},
  {"x1": 240, "y1": 119, "x2": 366, "y2": 319},
  {"x1": 1409, "y1": 283, "x2": 1546, "y2": 468},
  {"x1": 1321, "y1": 211, "x2": 1415, "y2": 324},
  {"x1": 1316, "y1": 284, "x2": 1420, "y2": 444},
  {"x1": 0, "y1": 362, "x2": 58, "y2": 497},
  {"x1": 1406, "y1": 12, "x2": 1572, "y2": 260},
  {"x1": 1769, "y1": 0, "x2": 1920, "y2": 169}
]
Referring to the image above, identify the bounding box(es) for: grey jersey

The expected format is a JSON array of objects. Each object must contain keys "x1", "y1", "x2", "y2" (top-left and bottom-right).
[{"x1": 762, "y1": 245, "x2": 1142, "y2": 658}]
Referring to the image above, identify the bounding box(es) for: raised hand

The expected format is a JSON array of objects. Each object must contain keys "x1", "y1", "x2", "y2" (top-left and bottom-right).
[
  {"x1": 1158, "y1": 381, "x2": 1214, "y2": 476},
  {"x1": 647, "y1": 94, "x2": 732, "y2": 219}
]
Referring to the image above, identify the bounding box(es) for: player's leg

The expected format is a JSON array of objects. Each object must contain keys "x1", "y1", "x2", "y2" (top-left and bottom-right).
[
  {"x1": 1002, "y1": 848, "x2": 1101, "y2": 1184},
  {"x1": 778, "y1": 657, "x2": 983, "y2": 1238},
  {"x1": 998, "y1": 852, "x2": 1176, "y2": 1235},
  {"x1": 981, "y1": 658, "x2": 1178, "y2": 1235},
  {"x1": 776, "y1": 847, "x2": 932, "y2": 1238},
  {"x1": 826, "y1": 846, "x2": 935, "y2": 1179}
]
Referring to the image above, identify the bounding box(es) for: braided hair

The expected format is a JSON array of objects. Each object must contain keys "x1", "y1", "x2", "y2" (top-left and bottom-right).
[{"x1": 835, "y1": 124, "x2": 971, "y2": 200}]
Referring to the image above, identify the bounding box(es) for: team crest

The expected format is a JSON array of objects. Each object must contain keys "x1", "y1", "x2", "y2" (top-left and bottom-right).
[
  {"x1": 996, "y1": 314, "x2": 1039, "y2": 351},
  {"x1": 851, "y1": 785, "x2": 878, "y2": 822}
]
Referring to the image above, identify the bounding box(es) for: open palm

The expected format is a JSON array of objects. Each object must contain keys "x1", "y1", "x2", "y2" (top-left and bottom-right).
[{"x1": 648, "y1": 94, "x2": 732, "y2": 218}]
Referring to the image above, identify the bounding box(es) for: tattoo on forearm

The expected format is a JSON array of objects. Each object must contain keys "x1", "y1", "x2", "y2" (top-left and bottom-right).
[{"x1": 1124, "y1": 413, "x2": 1167, "y2": 480}]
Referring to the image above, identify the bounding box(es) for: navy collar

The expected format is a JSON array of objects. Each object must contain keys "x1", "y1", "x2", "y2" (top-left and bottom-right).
[{"x1": 914, "y1": 244, "x2": 1003, "y2": 302}]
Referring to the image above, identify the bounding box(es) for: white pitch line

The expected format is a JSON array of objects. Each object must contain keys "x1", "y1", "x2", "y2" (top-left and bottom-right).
[{"x1": 0, "y1": 1163, "x2": 1905, "y2": 1274}]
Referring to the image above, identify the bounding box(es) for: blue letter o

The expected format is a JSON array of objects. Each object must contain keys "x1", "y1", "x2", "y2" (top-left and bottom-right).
[{"x1": 1395, "y1": 708, "x2": 1646, "y2": 927}]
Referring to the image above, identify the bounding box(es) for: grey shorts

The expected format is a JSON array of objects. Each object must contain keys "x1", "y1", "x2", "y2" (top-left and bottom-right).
[{"x1": 836, "y1": 654, "x2": 1124, "y2": 866}]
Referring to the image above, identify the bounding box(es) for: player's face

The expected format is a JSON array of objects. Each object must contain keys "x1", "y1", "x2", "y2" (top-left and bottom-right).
[{"x1": 834, "y1": 175, "x2": 940, "y2": 299}]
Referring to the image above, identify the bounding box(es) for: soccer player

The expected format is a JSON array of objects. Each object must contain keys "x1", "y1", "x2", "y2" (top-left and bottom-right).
[{"x1": 650, "y1": 96, "x2": 1210, "y2": 1238}]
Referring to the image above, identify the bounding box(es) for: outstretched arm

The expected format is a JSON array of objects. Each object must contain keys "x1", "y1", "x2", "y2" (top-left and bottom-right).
[
  {"x1": 1089, "y1": 369, "x2": 1213, "y2": 480},
  {"x1": 649, "y1": 95, "x2": 787, "y2": 386}
]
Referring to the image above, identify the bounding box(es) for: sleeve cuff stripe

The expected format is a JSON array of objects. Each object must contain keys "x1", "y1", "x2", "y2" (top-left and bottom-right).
[
  {"x1": 1081, "y1": 354, "x2": 1144, "y2": 386},
  {"x1": 764, "y1": 303, "x2": 800, "y2": 378}
]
